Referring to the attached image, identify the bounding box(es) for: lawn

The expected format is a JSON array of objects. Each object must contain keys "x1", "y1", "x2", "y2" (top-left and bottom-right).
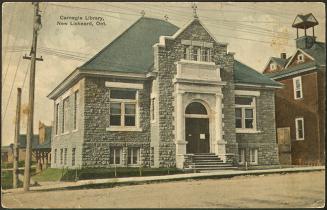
[
  {"x1": 1, "y1": 170, "x2": 23, "y2": 189},
  {"x1": 31, "y1": 167, "x2": 186, "y2": 182}
]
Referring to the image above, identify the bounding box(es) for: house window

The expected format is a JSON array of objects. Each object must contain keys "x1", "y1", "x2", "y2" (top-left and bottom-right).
[
  {"x1": 270, "y1": 63, "x2": 277, "y2": 70},
  {"x1": 62, "y1": 97, "x2": 69, "y2": 133},
  {"x1": 297, "y1": 54, "x2": 304, "y2": 63},
  {"x1": 128, "y1": 148, "x2": 140, "y2": 165},
  {"x1": 249, "y1": 148, "x2": 258, "y2": 165},
  {"x1": 73, "y1": 90, "x2": 79, "y2": 130},
  {"x1": 110, "y1": 89, "x2": 137, "y2": 127},
  {"x1": 54, "y1": 149, "x2": 57, "y2": 164},
  {"x1": 60, "y1": 149, "x2": 63, "y2": 165},
  {"x1": 293, "y1": 76, "x2": 303, "y2": 99},
  {"x1": 235, "y1": 97, "x2": 256, "y2": 130},
  {"x1": 55, "y1": 103, "x2": 59, "y2": 135},
  {"x1": 295, "y1": 118, "x2": 304, "y2": 140},
  {"x1": 72, "y1": 148, "x2": 76, "y2": 166},
  {"x1": 110, "y1": 147, "x2": 122, "y2": 165},
  {"x1": 64, "y1": 148, "x2": 67, "y2": 165},
  {"x1": 238, "y1": 148, "x2": 245, "y2": 164},
  {"x1": 183, "y1": 46, "x2": 211, "y2": 62},
  {"x1": 191, "y1": 47, "x2": 200, "y2": 61},
  {"x1": 151, "y1": 97, "x2": 155, "y2": 122},
  {"x1": 201, "y1": 48, "x2": 211, "y2": 62}
]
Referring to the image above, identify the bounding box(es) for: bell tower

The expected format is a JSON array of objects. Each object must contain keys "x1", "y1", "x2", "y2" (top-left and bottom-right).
[{"x1": 292, "y1": 13, "x2": 318, "y2": 49}]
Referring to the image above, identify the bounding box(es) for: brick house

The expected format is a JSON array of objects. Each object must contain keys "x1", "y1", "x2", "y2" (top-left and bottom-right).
[
  {"x1": 48, "y1": 16, "x2": 281, "y2": 169},
  {"x1": 263, "y1": 13, "x2": 325, "y2": 165}
]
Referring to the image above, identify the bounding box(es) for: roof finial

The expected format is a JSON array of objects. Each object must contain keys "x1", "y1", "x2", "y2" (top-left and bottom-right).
[
  {"x1": 141, "y1": 10, "x2": 145, "y2": 17},
  {"x1": 192, "y1": 2, "x2": 198, "y2": 19},
  {"x1": 164, "y1": 14, "x2": 169, "y2": 21}
]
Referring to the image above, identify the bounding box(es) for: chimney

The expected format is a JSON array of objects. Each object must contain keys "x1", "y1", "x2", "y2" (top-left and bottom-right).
[{"x1": 281, "y1": 53, "x2": 287, "y2": 59}]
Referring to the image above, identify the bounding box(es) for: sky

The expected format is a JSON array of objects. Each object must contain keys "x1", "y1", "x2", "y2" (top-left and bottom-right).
[{"x1": 1, "y1": 2, "x2": 325, "y2": 146}]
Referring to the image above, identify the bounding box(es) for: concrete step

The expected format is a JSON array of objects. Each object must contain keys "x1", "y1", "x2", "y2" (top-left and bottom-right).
[
  {"x1": 190, "y1": 164, "x2": 234, "y2": 168},
  {"x1": 188, "y1": 166, "x2": 238, "y2": 171}
]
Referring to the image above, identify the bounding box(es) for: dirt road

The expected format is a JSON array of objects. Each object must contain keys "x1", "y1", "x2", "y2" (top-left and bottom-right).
[{"x1": 2, "y1": 171, "x2": 325, "y2": 208}]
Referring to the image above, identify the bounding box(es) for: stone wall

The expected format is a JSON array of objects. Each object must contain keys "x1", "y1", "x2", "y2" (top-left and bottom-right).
[
  {"x1": 155, "y1": 19, "x2": 238, "y2": 167},
  {"x1": 236, "y1": 88, "x2": 279, "y2": 165},
  {"x1": 82, "y1": 77, "x2": 151, "y2": 167}
]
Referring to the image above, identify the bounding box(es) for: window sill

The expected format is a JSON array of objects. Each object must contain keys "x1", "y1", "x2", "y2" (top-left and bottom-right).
[
  {"x1": 178, "y1": 59, "x2": 216, "y2": 66},
  {"x1": 72, "y1": 129, "x2": 78, "y2": 133},
  {"x1": 61, "y1": 132, "x2": 70, "y2": 136},
  {"x1": 236, "y1": 129, "x2": 261, "y2": 134},
  {"x1": 295, "y1": 138, "x2": 304, "y2": 141},
  {"x1": 106, "y1": 127, "x2": 142, "y2": 132}
]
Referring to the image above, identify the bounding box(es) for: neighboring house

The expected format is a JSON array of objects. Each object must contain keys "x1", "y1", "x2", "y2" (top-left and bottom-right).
[
  {"x1": 1, "y1": 121, "x2": 52, "y2": 168},
  {"x1": 48, "y1": 15, "x2": 281, "y2": 170},
  {"x1": 263, "y1": 13, "x2": 325, "y2": 165}
]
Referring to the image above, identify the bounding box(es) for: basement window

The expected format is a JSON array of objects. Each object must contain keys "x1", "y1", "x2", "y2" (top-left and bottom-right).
[
  {"x1": 249, "y1": 148, "x2": 258, "y2": 165},
  {"x1": 110, "y1": 147, "x2": 122, "y2": 165},
  {"x1": 128, "y1": 148, "x2": 140, "y2": 165}
]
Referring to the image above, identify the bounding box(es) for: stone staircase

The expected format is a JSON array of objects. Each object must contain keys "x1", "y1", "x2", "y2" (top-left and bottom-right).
[{"x1": 188, "y1": 153, "x2": 237, "y2": 171}]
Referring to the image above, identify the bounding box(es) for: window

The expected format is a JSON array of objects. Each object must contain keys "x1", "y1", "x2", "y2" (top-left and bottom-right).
[
  {"x1": 110, "y1": 89, "x2": 137, "y2": 127},
  {"x1": 54, "y1": 149, "x2": 57, "y2": 164},
  {"x1": 238, "y1": 148, "x2": 245, "y2": 164},
  {"x1": 60, "y1": 149, "x2": 63, "y2": 165},
  {"x1": 295, "y1": 118, "x2": 304, "y2": 140},
  {"x1": 249, "y1": 148, "x2": 258, "y2": 165},
  {"x1": 293, "y1": 76, "x2": 303, "y2": 99},
  {"x1": 128, "y1": 148, "x2": 140, "y2": 165},
  {"x1": 62, "y1": 97, "x2": 69, "y2": 133},
  {"x1": 270, "y1": 63, "x2": 277, "y2": 70},
  {"x1": 64, "y1": 148, "x2": 67, "y2": 165},
  {"x1": 73, "y1": 90, "x2": 79, "y2": 130},
  {"x1": 235, "y1": 97, "x2": 256, "y2": 130},
  {"x1": 55, "y1": 103, "x2": 59, "y2": 135},
  {"x1": 183, "y1": 46, "x2": 211, "y2": 62},
  {"x1": 297, "y1": 54, "x2": 304, "y2": 63},
  {"x1": 151, "y1": 97, "x2": 155, "y2": 122},
  {"x1": 110, "y1": 147, "x2": 122, "y2": 165},
  {"x1": 72, "y1": 148, "x2": 76, "y2": 166}
]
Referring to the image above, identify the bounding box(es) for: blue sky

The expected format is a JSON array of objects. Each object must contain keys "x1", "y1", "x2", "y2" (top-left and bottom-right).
[{"x1": 1, "y1": 2, "x2": 325, "y2": 145}]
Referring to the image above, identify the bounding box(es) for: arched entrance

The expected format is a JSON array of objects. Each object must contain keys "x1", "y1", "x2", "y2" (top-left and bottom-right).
[{"x1": 185, "y1": 102, "x2": 210, "y2": 154}]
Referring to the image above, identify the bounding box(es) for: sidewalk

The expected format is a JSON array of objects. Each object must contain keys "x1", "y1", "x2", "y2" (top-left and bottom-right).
[{"x1": 2, "y1": 166, "x2": 324, "y2": 194}]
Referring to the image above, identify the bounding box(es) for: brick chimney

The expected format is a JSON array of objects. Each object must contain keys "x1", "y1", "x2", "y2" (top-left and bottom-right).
[{"x1": 281, "y1": 53, "x2": 287, "y2": 59}]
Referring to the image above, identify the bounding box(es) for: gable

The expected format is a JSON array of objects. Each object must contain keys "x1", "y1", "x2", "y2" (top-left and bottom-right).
[
  {"x1": 293, "y1": 16, "x2": 303, "y2": 25},
  {"x1": 286, "y1": 50, "x2": 314, "y2": 69},
  {"x1": 175, "y1": 19, "x2": 217, "y2": 43}
]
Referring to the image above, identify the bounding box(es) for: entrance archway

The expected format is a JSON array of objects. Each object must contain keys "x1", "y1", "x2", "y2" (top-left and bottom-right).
[{"x1": 185, "y1": 102, "x2": 210, "y2": 154}]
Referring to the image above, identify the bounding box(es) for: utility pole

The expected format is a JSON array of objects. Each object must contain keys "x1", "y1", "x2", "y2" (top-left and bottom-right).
[
  {"x1": 23, "y1": 2, "x2": 43, "y2": 192},
  {"x1": 13, "y1": 88, "x2": 22, "y2": 189}
]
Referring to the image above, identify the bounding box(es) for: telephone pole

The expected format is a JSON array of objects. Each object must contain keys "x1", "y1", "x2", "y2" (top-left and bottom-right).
[
  {"x1": 13, "y1": 88, "x2": 22, "y2": 189},
  {"x1": 23, "y1": 2, "x2": 43, "y2": 192}
]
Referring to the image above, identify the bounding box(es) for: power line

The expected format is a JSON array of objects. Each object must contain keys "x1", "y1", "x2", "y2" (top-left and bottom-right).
[{"x1": 2, "y1": 56, "x2": 24, "y2": 122}]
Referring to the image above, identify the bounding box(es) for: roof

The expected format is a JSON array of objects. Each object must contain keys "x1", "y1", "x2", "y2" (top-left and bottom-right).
[
  {"x1": 292, "y1": 13, "x2": 318, "y2": 29},
  {"x1": 266, "y1": 42, "x2": 325, "y2": 78},
  {"x1": 80, "y1": 17, "x2": 179, "y2": 73},
  {"x1": 234, "y1": 60, "x2": 281, "y2": 87},
  {"x1": 271, "y1": 57, "x2": 289, "y2": 67},
  {"x1": 18, "y1": 135, "x2": 40, "y2": 149}
]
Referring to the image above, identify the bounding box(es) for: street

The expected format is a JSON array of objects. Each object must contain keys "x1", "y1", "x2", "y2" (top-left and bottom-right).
[{"x1": 2, "y1": 171, "x2": 325, "y2": 208}]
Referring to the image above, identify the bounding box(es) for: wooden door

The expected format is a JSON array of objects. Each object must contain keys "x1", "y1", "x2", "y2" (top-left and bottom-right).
[
  {"x1": 277, "y1": 127, "x2": 291, "y2": 165},
  {"x1": 185, "y1": 118, "x2": 210, "y2": 154}
]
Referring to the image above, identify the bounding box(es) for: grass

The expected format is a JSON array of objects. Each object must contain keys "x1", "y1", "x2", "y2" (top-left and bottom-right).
[
  {"x1": 32, "y1": 168, "x2": 64, "y2": 182},
  {"x1": 1, "y1": 167, "x2": 38, "y2": 189},
  {"x1": 30, "y1": 167, "x2": 186, "y2": 182}
]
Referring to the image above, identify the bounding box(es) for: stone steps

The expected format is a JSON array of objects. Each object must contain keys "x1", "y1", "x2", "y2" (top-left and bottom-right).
[{"x1": 189, "y1": 153, "x2": 235, "y2": 171}]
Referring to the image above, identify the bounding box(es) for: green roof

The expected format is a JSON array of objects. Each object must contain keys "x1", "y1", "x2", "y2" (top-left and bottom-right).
[
  {"x1": 234, "y1": 60, "x2": 281, "y2": 87},
  {"x1": 80, "y1": 17, "x2": 179, "y2": 72}
]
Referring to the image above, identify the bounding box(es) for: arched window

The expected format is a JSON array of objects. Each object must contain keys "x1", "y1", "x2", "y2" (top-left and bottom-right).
[{"x1": 185, "y1": 102, "x2": 207, "y2": 115}]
